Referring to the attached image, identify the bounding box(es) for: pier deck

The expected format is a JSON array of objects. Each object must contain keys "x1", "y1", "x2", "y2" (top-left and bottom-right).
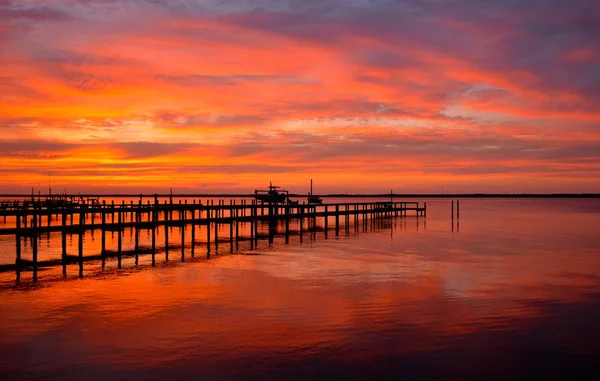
[{"x1": 0, "y1": 197, "x2": 427, "y2": 283}]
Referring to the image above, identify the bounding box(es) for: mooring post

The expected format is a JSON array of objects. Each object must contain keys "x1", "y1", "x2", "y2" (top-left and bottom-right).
[
  {"x1": 78, "y1": 209, "x2": 84, "y2": 277},
  {"x1": 135, "y1": 200, "x2": 140, "y2": 265},
  {"x1": 234, "y1": 201, "x2": 239, "y2": 248},
  {"x1": 191, "y1": 209, "x2": 195, "y2": 258},
  {"x1": 31, "y1": 206, "x2": 38, "y2": 282},
  {"x1": 457, "y1": 200, "x2": 460, "y2": 219},
  {"x1": 15, "y1": 209, "x2": 21, "y2": 284},
  {"x1": 206, "y1": 204, "x2": 211, "y2": 257},
  {"x1": 152, "y1": 200, "x2": 156, "y2": 265},
  {"x1": 299, "y1": 205, "x2": 304, "y2": 242},
  {"x1": 117, "y1": 203, "x2": 122, "y2": 268},
  {"x1": 61, "y1": 210, "x2": 67, "y2": 275},
  {"x1": 250, "y1": 201, "x2": 255, "y2": 250},
  {"x1": 164, "y1": 200, "x2": 169, "y2": 261},
  {"x1": 101, "y1": 208, "x2": 106, "y2": 267},
  {"x1": 335, "y1": 205, "x2": 340, "y2": 236},
  {"x1": 229, "y1": 201, "x2": 234, "y2": 253}
]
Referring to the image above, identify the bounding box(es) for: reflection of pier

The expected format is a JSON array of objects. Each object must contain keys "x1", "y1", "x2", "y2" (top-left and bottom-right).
[{"x1": 0, "y1": 198, "x2": 426, "y2": 283}]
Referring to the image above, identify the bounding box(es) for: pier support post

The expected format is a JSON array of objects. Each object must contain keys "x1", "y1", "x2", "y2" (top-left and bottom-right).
[
  {"x1": 136, "y1": 207, "x2": 141, "y2": 264},
  {"x1": 117, "y1": 206, "x2": 122, "y2": 268},
  {"x1": 206, "y1": 206, "x2": 211, "y2": 257},
  {"x1": 62, "y1": 212, "x2": 67, "y2": 275},
  {"x1": 253, "y1": 201, "x2": 258, "y2": 245},
  {"x1": 78, "y1": 210, "x2": 84, "y2": 277},
  {"x1": 299, "y1": 205, "x2": 304, "y2": 243},
  {"x1": 32, "y1": 206, "x2": 38, "y2": 282},
  {"x1": 152, "y1": 200, "x2": 157, "y2": 265},
  {"x1": 165, "y1": 200, "x2": 169, "y2": 261},
  {"x1": 250, "y1": 202, "x2": 255, "y2": 250},
  {"x1": 101, "y1": 210, "x2": 106, "y2": 268},
  {"x1": 230, "y1": 203, "x2": 234, "y2": 253},
  {"x1": 15, "y1": 211, "x2": 21, "y2": 284},
  {"x1": 335, "y1": 205, "x2": 339, "y2": 236}
]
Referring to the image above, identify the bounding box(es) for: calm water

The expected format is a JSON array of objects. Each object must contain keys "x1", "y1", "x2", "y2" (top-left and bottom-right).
[{"x1": 1, "y1": 198, "x2": 600, "y2": 380}]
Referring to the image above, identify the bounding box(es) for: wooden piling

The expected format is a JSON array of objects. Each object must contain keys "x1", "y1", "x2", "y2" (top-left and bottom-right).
[
  {"x1": 206, "y1": 205, "x2": 211, "y2": 257},
  {"x1": 101, "y1": 210, "x2": 106, "y2": 268},
  {"x1": 32, "y1": 206, "x2": 38, "y2": 282},
  {"x1": 250, "y1": 203, "x2": 255, "y2": 250},
  {"x1": 117, "y1": 205, "x2": 122, "y2": 268},
  {"x1": 229, "y1": 202, "x2": 234, "y2": 253},
  {"x1": 335, "y1": 205, "x2": 340, "y2": 236},
  {"x1": 135, "y1": 204, "x2": 140, "y2": 265},
  {"x1": 15, "y1": 211, "x2": 21, "y2": 283},
  {"x1": 190, "y1": 207, "x2": 195, "y2": 258},
  {"x1": 78, "y1": 210, "x2": 84, "y2": 277},
  {"x1": 152, "y1": 219, "x2": 156, "y2": 266}
]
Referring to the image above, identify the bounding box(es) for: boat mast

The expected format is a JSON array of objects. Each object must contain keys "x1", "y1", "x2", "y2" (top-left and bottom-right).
[{"x1": 310, "y1": 179, "x2": 313, "y2": 196}]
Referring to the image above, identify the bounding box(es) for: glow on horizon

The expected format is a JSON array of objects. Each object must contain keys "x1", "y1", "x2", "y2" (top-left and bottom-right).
[{"x1": 1, "y1": 0, "x2": 599, "y2": 194}]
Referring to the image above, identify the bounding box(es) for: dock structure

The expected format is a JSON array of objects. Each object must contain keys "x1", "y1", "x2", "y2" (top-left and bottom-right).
[{"x1": 0, "y1": 197, "x2": 427, "y2": 283}]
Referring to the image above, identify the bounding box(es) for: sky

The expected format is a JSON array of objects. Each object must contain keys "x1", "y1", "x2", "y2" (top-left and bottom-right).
[{"x1": 1, "y1": 0, "x2": 599, "y2": 194}]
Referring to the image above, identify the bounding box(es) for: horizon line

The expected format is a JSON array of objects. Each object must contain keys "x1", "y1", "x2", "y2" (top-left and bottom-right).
[{"x1": 1, "y1": 193, "x2": 599, "y2": 198}]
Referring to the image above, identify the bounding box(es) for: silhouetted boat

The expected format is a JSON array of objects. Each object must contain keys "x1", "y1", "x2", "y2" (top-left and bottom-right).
[
  {"x1": 307, "y1": 179, "x2": 322, "y2": 204},
  {"x1": 254, "y1": 183, "x2": 289, "y2": 204}
]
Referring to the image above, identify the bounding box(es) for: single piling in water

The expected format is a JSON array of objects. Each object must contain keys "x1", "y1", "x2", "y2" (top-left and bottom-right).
[
  {"x1": 15, "y1": 211, "x2": 21, "y2": 283},
  {"x1": 117, "y1": 205, "x2": 122, "y2": 268},
  {"x1": 32, "y1": 206, "x2": 38, "y2": 282}
]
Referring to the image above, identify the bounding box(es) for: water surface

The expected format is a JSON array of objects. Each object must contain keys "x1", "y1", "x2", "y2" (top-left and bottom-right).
[{"x1": 1, "y1": 198, "x2": 599, "y2": 380}]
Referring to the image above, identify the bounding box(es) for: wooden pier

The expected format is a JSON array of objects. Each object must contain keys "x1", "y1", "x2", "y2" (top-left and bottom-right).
[{"x1": 0, "y1": 197, "x2": 427, "y2": 283}]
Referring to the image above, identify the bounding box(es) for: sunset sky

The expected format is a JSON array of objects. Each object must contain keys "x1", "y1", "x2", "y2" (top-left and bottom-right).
[{"x1": 1, "y1": 0, "x2": 599, "y2": 194}]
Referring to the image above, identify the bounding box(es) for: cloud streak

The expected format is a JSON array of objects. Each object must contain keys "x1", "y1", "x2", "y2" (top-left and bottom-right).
[{"x1": 1, "y1": 0, "x2": 599, "y2": 193}]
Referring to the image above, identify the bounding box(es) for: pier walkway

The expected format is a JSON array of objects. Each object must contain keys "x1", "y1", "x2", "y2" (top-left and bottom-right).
[{"x1": 0, "y1": 198, "x2": 427, "y2": 282}]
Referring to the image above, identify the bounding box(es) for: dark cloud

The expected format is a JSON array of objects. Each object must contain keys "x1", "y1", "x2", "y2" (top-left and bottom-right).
[{"x1": 0, "y1": 1, "x2": 72, "y2": 23}]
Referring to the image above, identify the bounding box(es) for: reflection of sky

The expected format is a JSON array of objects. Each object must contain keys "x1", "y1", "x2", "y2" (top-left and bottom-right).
[{"x1": 1, "y1": 199, "x2": 600, "y2": 378}]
